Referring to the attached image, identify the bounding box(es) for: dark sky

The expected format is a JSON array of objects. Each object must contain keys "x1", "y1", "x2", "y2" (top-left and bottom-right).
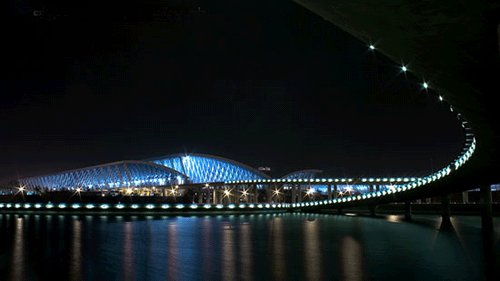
[{"x1": 1, "y1": 0, "x2": 464, "y2": 182}]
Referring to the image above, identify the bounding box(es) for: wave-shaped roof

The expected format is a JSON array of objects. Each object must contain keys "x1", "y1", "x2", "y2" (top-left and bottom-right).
[
  {"x1": 20, "y1": 153, "x2": 269, "y2": 189},
  {"x1": 20, "y1": 160, "x2": 187, "y2": 190},
  {"x1": 146, "y1": 153, "x2": 270, "y2": 183}
]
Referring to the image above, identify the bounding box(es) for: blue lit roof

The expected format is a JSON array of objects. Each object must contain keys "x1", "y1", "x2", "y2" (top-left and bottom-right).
[
  {"x1": 146, "y1": 153, "x2": 270, "y2": 183},
  {"x1": 20, "y1": 153, "x2": 269, "y2": 189},
  {"x1": 20, "y1": 160, "x2": 187, "y2": 190}
]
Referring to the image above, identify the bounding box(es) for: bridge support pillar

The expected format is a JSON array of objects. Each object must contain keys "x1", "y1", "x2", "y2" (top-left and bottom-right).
[
  {"x1": 206, "y1": 189, "x2": 211, "y2": 204},
  {"x1": 462, "y1": 191, "x2": 469, "y2": 204},
  {"x1": 327, "y1": 184, "x2": 332, "y2": 200},
  {"x1": 291, "y1": 185, "x2": 296, "y2": 203},
  {"x1": 253, "y1": 185, "x2": 258, "y2": 204},
  {"x1": 404, "y1": 201, "x2": 412, "y2": 221},
  {"x1": 212, "y1": 188, "x2": 218, "y2": 205},
  {"x1": 266, "y1": 185, "x2": 272, "y2": 203},
  {"x1": 298, "y1": 186, "x2": 302, "y2": 203},
  {"x1": 198, "y1": 187, "x2": 203, "y2": 204},
  {"x1": 441, "y1": 195, "x2": 451, "y2": 224},
  {"x1": 333, "y1": 185, "x2": 338, "y2": 199},
  {"x1": 369, "y1": 205, "x2": 376, "y2": 216},
  {"x1": 480, "y1": 185, "x2": 493, "y2": 231},
  {"x1": 369, "y1": 185, "x2": 374, "y2": 193}
]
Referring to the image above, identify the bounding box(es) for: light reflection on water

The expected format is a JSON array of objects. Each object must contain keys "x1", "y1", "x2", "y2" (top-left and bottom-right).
[
  {"x1": 123, "y1": 222, "x2": 135, "y2": 281},
  {"x1": 69, "y1": 219, "x2": 82, "y2": 281},
  {"x1": 341, "y1": 236, "x2": 363, "y2": 281},
  {"x1": 0, "y1": 213, "x2": 498, "y2": 281},
  {"x1": 271, "y1": 217, "x2": 286, "y2": 280},
  {"x1": 304, "y1": 218, "x2": 321, "y2": 281},
  {"x1": 9, "y1": 217, "x2": 24, "y2": 281}
]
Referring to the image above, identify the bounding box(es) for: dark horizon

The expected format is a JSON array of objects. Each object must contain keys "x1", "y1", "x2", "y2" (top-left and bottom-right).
[{"x1": 2, "y1": 0, "x2": 464, "y2": 184}]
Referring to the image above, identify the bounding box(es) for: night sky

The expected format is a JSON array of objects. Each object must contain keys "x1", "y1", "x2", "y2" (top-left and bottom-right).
[{"x1": 2, "y1": 0, "x2": 464, "y2": 183}]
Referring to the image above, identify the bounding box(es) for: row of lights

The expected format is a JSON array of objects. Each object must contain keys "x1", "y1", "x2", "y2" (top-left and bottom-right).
[
  {"x1": 0, "y1": 202, "x2": 292, "y2": 210},
  {"x1": 291, "y1": 43, "x2": 477, "y2": 208},
  {"x1": 225, "y1": 177, "x2": 418, "y2": 185}
]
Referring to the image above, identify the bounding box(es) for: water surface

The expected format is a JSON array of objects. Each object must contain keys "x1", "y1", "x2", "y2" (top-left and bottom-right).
[{"x1": 0, "y1": 213, "x2": 499, "y2": 280}]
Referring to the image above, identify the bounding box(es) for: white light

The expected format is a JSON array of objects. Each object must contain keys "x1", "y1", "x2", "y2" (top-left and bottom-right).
[
  {"x1": 131, "y1": 204, "x2": 139, "y2": 209},
  {"x1": 369, "y1": 44, "x2": 375, "y2": 50},
  {"x1": 203, "y1": 204, "x2": 211, "y2": 209},
  {"x1": 190, "y1": 204, "x2": 198, "y2": 209},
  {"x1": 239, "y1": 204, "x2": 246, "y2": 208},
  {"x1": 216, "y1": 204, "x2": 224, "y2": 209},
  {"x1": 116, "y1": 204, "x2": 125, "y2": 209},
  {"x1": 228, "y1": 204, "x2": 236, "y2": 209},
  {"x1": 439, "y1": 96, "x2": 443, "y2": 101},
  {"x1": 35, "y1": 203, "x2": 41, "y2": 208},
  {"x1": 72, "y1": 204, "x2": 81, "y2": 209},
  {"x1": 100, "y1": 204, "x2": 110, "y2": 209},
  {"x1": 146, "y1": 204, "x2": 154, "y2": 209},
  {"x1": 46, "y1": 203, "x2": 54, "y2": 209},
  {"x1": 423, "y1": 82, "x2": 429, "y2": 89},
  {"x1": 86, "y1": 204, "x2": 95, "y2": 209},
  {"x1": 176, "y1": 204, "x2": 184, "y2": 209},
  {"x1": 401, "y1": 65, "x2": 407, "y2": 72}
]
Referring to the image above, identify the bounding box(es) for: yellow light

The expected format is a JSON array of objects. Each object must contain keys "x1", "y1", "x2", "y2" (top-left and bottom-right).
[
  {"x1": 273, "y1": 189, "x2": 280, "y2": 195},
  {"x1": 306, "y1": 188, "x2": 314, "y2": 195},
  {"x1": 241, "y1": 189, "x2": 249, "y2": 196}
]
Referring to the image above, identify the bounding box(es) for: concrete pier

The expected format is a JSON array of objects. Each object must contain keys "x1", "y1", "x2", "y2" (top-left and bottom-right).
[
  {"x1": 462, "y1": 191, "x2": 469, "y2": 203},
  {"x1": 404, "y1": 201, "x2": 412, "y2": 220},
  {"x1": 480, "y1": 185, "x2": 493, "y2": 231},
  {"x1": 441, "y1": 195, "x2": 451, "y2": 224}
]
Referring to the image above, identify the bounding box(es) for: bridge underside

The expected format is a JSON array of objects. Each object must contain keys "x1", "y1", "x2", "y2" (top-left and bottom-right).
[{"x1": 293, "y1": 0, "x2": 500, "y2": 201}]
